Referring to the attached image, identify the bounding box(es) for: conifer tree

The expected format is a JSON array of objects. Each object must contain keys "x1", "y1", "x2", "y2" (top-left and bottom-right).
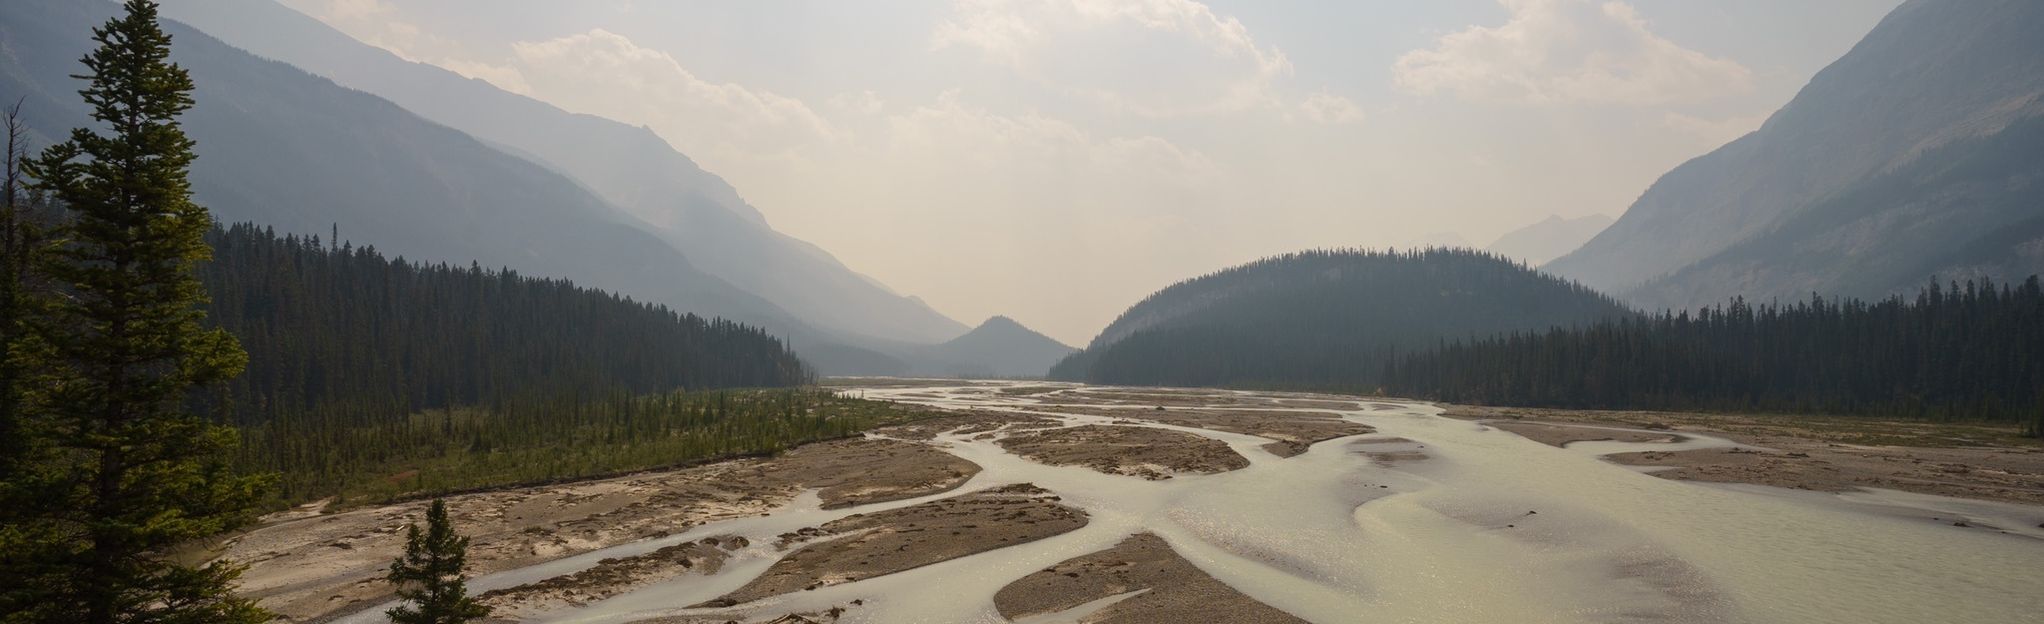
[
  {"x1": 0, "y1": 97, "x2": 56, "y2": 624},
  {"x1": 1, "y1": 100, "x2": 35, "y2": 500},
  {"x1": 10, "y1": 2, "x2": 269, "y2": 622},
  {"x1": 386, "y1": 499, "x2": 490, "y2": 624}
]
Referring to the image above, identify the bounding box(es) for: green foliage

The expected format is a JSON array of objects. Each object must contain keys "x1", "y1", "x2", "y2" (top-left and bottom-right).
[
  {"x1": 250, "y1": 388, "x2": 923, "y2": 505},
  {"x1": 1051, "y1": 248, "x2": 1632, "y2": 388},
  {"x1": 1, "y1": 94, "x2": 53, "y2": 534},
  {"x1": 187, "y1": 223, "x2": 821, "y2": 502},
  {"x1": 1, "y1": 2, "x2": 267, "y2": 623},
  {"x1": 196, "y1": 222, "x2": 811, "y2": 430},
  {"x1": 1387, "y1": 277, "x2": 2044, "y2": 428},
  {"x1": 386, "y1": 499, "x2": 488, "y2": 624}
]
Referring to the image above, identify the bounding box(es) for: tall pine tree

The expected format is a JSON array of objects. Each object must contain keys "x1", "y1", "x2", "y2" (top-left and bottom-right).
[
  {"x1": 386, "y1": 499, "x2": 490, "y2": 624},
  {"x1": 8, "y1": 2, "x2": 269, "y2": 622}
]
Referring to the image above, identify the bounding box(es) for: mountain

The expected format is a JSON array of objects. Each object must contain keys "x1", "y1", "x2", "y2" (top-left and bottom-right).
[
  {"x1": 1049, "y1": 249, "x2": 1633, "y2": 388},
  {"x1": 1486, "y1": 214, "x2": 1613, "y2": 266},
  {"x1": 156, "y1": 0, "x2": 968, "y2": 346},
  {"x1": 1630, "y1": 117, "x2": 2044, "y2": 308},
  {"x1": 907, "y1": 316, "x2": 1075, "y2": 378},
  {"x1": 1546, "y1": 0, "x2": 2044, "y2": 310},
  {"x1": 1, "y1": 0, "x2": 802, "y2": 335}
]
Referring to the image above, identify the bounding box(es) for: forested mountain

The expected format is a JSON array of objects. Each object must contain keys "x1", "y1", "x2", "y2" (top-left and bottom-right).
[
  {"x1": 1049, "y1": 249, "x2": 1632, "y2": 388},
  {"x1": 200, "y1": 223, "x2": 808, "y2": 426},
  {"x1": 0, "y1": 0, "x2": 816, "y2": 342},
  {"x1": 1546, "y1": 0, "x2": 2044, "y2": 309},
  {"x1": 198, "y1": 223, "x2": 813, "y2": 499},
  {"x1": 156, "y1": 0, "x2": 969, "y2": 347},
  {"x1": 1486, "y1": 214, "x2": 1612, "y2": 267},
  {"x1": 908, "y1": 316, "x2": 1075, "y2": 378},
  {"x1": 1387, "y1": 277, "x2": 2044, "y2": 435}
]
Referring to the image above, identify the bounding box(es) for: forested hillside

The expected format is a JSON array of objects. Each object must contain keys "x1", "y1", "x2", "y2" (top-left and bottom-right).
[
  {"x1": 0, "y1": 0, "x2": 800, "y2": 333},
  {"x1": 197, "y1": 224, "x2": 822, "y2": 500},
  {"x1": 1386, "y1": 277, "x2": 2044, "y2": 434},
  {"x1": 1050, "y1": 249, "x2": 1632, "y2": 388},
  {"x1": 199, "y1": 223, "x2": 810, "y2": 424}
]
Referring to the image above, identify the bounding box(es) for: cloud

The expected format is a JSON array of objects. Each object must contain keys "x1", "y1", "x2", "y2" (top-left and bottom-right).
[
  {"x1": 1298, "y1": 92, "x2": 1365, "y2": 125},
  {"x1": 932, "y1": 0, "x2": 1293, "y2": 116},
  {"x1": 882, "y1": 91, "x2": 1218, "y2": 183},
  {"x1": 828, "y1": 90, "x2": 886, "y2": 116},
  {"x1": 1393, "y1": 0, "x2": 1753, "y2": 105},
  {"x1": 290, "y1": 0, "x2": 433, "y2": 59},
  {"x1": 508, "y1": 29, "x2": 839, "y2": 161},
  {"x1": 286, "y1": 0, "x2": 529, "y2": 93},
  {"x1": 435, "y1": 59, "x2": 533, "y2": 95},
  {"x1": 319, "y1": 0, "x2": 393, "y2": 21}
]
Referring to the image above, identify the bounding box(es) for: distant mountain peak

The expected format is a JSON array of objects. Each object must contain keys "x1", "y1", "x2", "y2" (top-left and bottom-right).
[
  {"x1": 952, "y1": 315, "x2": 1068, "y2": 348},
  {"x1": 913, "y1": 314, "x2": 1074, "y2": 378},
  {"x1": 1485, "y1": 213, "x2": 1615, "y2": 267},
  {"x1": 974, "y1": 315, "x2": 1025, "y2": 330}
]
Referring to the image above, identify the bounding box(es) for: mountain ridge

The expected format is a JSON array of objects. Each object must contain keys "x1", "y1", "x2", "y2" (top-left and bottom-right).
[
  {"x1": 1, "y1": 0, "x2": 811, "y2": 335},
  {"x1": 1052, "y1": 248, "x2": 1634, "y2": 387},
  {"x1": 917, "y1": 316, "x2": 1076, "y2": 378},
  {"x1": 1486, "y1": 214, "x2": 1613, "y2": 267},
  {"x1": 1545, "y1": 0, "x2": 2044, "y2": 305},
  {"x1": 156, "y1": 0, "x2": 968, "y2": 346}
]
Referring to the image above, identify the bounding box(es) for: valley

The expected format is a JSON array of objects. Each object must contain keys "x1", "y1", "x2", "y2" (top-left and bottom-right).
[
  {"x1": 4, "y1": 1, "x2": 2042, "y2": 622},
  {"x1": 230, "y1": 381, "x2": 2044, "y2": 624}
]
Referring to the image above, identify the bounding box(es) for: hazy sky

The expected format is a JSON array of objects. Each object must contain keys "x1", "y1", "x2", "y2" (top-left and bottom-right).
[{"x1": 278, "y1": 0, "x2": 1899, "y2": 344}]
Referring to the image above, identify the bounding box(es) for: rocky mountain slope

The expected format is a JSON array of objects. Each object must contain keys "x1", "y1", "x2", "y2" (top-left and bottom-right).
[
  {"x1": 157, "y1": 0, "x2": 967, "y2": 346},
  {"x1": 1546, "y1": 0, "x2": 2044, "y2": 309}
]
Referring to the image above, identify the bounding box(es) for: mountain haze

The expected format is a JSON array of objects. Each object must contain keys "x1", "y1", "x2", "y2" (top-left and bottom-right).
[
  {"x1": 1, "y1": 0, "x2": 803, "y2": 334},
  {"x1": 156, "y1": 0, "x2": 967, "y2": 346},
  {"x1": 1487, "y1": 214, "x2": 1612, "y2": 267},
  {"x1": 914, "y1": 316, "x2": 1075, "y2": 378},
  {"x1": 1546, "y1": 0, "x2": 2044, "y2": 309}
]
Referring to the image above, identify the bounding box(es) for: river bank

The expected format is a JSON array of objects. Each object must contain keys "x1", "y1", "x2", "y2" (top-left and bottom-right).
[
  {"x1": 1445, "y1": 404, "x2": 2044, "y2": 506},
  {"x1": 224, "y1": 381, "x2": 2044, "y2": 623}
]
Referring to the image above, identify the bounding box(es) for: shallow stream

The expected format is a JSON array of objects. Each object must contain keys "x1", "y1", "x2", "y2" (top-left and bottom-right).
[{"x1": 345, "y1": 383, "x2": 2044, "y2": 623}]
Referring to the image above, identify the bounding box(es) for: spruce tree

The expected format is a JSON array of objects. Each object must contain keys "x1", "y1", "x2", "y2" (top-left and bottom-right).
[
  {"x1": 10, "y1": 2, "x2": 269, "y2": 623},
  {"x1": 0, "y1": 98, "x2": 55, "y2": 624},
  {"x1": 386, "y1": 499, "x2": 490, "y2": 624}
]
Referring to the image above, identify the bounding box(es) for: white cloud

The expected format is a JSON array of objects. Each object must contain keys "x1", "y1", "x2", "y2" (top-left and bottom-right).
[
  {"x1": 508, "y1": 29, "x2": 839, "y2": 162},
  {"x1": 1298, "y1": 92, "x2": 1365, "y2": 125},
  {"x1": 828, "y1": 90, "x2": 886, "y2": 116},
  {"x1": 435, "y1": 59, "x2": 533, "y2": 95},
  {"x1": 1393, "y1": 0, "x2": 1753, "y2": 105},
  {"x1": 320, "y1": 0, "x2": 393, "y2": 21},
  {"x1": 881, "y1": 91, "x2": 1217, "y2": 183},
  {"x1": 287, "y1": 0, "x2": 529, "y2": 93},
  {"x1": 932, "y1": 0, "x2": 1293, "y2": 117}
]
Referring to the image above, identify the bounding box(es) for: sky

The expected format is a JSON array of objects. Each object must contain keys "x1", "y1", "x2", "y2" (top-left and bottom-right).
[{"x1": 277, "y1": 0, "x2": 1900, "y2": 345}]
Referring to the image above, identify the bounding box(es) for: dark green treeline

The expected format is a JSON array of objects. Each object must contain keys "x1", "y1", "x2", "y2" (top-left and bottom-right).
[
  {"x1": 1050, "y1": 248, "x2": 1633, "y2": 389},
  {"x1": 1385, "y1": 278, "x2": 2044, "y2": 433},
  {"x1": 194, "y1": 223, "x2": 825, "y2": 500},
  {"x1": 260, "y1": 387, "x2": 912, "y2": 513}
]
